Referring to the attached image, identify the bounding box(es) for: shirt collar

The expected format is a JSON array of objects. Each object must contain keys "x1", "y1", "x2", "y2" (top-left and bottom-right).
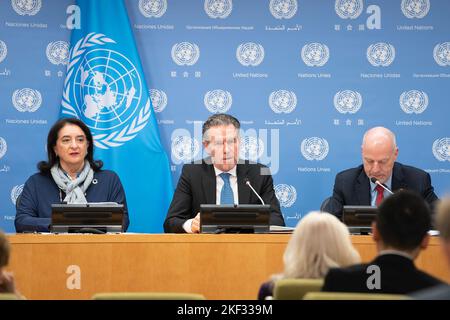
[
  {"x1": 214, "y1": 165, "x2": 237, "y2": 177},
  {"x1": 378, "y1": 250, "x2": 413, "y2": 260}
]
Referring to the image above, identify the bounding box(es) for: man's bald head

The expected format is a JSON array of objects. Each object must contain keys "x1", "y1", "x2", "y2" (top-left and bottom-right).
[
  {"x1": 362, "y1": 127, "x2": 397, "y2": 152},
  {"x1": 361, "y1": 127, "x2": 398, "y2": 184}
]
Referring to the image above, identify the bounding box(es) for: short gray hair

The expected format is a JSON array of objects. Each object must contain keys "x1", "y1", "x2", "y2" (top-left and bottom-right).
[{"x1": 202, "y1": 113, "x2": 240, "y2": 142}]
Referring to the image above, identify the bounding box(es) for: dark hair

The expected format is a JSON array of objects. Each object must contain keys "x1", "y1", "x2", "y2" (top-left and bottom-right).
[
  {"x1": 0, "y1": 229, "x2": 10, "y2": 268},
  {"x1": 38, "y1": 118, "x2": 103, "y2": 173},
  {"x1": 376, "y1": 190, "x2": 431, "y2": 251},
  {"x1": 202, "y1": 113, "x2": 240, "y2": 142}
]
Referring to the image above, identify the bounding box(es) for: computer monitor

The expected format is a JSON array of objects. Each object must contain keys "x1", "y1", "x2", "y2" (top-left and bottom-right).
[
  {"x1": 51, "y1": 203, "x2": 125, "y2": 233},
  {"x1": 342, "y1": 205, "x2": 378, "y2": 234},
  {"x1": 200, "y1": 204, "x2": 271, "y2": 234}
]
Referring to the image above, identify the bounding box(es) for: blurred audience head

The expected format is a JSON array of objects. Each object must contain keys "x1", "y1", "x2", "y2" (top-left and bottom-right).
[
  {"x1": 436, "y1": 197, "x2": 450, "y2": 264},
  {"x1": 374, "y1": 190, "x2": 431, "y2": 256},
  {"x1": 0, "y1": 229, "x2": 10, "y2": 270},
  {"x1": 281, "y1": 211, "x2": 360, "y2": 279}
]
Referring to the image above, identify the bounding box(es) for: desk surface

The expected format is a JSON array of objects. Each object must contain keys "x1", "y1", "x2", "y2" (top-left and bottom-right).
[{"x1": 7, "y1": 234, "x2": 449, "y2": 300}]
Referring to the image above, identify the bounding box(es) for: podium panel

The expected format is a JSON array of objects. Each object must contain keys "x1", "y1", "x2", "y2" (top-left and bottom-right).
[{"x1": 7, "y1": 234, "x2": 449, "y2": 300}]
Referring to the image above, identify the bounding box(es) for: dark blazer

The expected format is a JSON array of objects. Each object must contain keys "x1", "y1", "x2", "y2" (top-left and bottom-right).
[
  {"x1": 322, "y1": 254, "x2": 443, "y2": 294},
  {"x1": 323, "y1": 162, "x2": 439, "y2": 219},
  {"x1": 164, "y1": 160, "x2": 285, "y2": 233},
  {"x1": 15, "y1": 170, "x2": 129, "y2": 233},
  {"x1": 258, "y1": 280, "x2": 275, "y2": 300}
]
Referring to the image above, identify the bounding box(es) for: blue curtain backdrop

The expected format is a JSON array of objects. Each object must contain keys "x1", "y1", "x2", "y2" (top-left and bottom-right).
[{"x1": 0, "y1": 0, "x2": 449, "y2": 232}]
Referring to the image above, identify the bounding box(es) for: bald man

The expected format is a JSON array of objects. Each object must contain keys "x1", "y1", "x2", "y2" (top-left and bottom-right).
[{"x1": 323, "y1": 127, "x2": 438, "y2": 220}]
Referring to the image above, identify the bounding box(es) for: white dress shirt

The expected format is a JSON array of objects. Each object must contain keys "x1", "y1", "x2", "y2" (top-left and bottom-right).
[
  {"x1": 182, "y1": 165, "x2": 239, "y2": 233},
  {"x1": 369, "y1": 175, "x2": 393, "y2": 206}
]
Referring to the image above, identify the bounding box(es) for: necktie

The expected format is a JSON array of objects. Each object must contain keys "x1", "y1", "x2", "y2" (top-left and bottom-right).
[
  {"x1": 375, "y1": 184, "x2": 385, "y2": 206},
  {"x1": 220, "y1": 172, "x2": 234, "y2": 204}
]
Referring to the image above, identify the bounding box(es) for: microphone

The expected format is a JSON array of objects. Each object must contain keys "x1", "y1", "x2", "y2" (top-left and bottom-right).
[
  {"x1": 370, "y1": 177, "x2": 394, "y2": 195},
  {"x1": 244, "y1": 178, "x2": 265, "y2": 205}
]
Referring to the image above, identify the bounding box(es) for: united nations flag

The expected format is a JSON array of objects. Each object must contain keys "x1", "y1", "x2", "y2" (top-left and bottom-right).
[{"x1": 61, "y1": 0, "x2": 173, "y2": 232}]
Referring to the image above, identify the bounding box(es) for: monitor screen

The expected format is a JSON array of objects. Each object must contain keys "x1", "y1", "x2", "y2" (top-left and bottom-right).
[
  {"x1": 51, "y1": 203, "x2": 124, "y2": 233},
  {"x1": 200, "y1": 204, "x2": 271, "y2": 234},
  {"x1": 342, "y1": 205, "x2": 378, "y2": 234}
]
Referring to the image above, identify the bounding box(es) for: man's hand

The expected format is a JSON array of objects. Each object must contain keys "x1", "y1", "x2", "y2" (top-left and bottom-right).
[{"x1": 191, "y1": 212, "x2": 201, "y2": 233}]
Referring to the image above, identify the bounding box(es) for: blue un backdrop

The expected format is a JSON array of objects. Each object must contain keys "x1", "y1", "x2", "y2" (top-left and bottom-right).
[{"x1": 0, "y1": 0, "x2": 449, "y2": 232}]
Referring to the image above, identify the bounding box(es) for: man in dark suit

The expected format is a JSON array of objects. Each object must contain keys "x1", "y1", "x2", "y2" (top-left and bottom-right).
[
  {"x1": 164, "y1": 114, "x2": 285, "y2": 233},
  {"x1": 323, "y1": 126, "x2": 438, "y2": 219},
  {"x1": 412, "y1": 198, "x2": 450, "y2": 299},
  {"x1": 322, "y1": 190, "x2": 443, "y2": 294}
]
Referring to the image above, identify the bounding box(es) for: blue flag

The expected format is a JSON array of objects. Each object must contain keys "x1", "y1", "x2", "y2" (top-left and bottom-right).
[{"x1": 61, "y1": 0, "x2": 173, "y2": 232}]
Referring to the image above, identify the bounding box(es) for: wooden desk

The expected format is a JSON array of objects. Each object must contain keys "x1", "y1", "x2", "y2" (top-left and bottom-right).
[{"x1": 7, "y1": 234, "x2": 449, "y2": 300}]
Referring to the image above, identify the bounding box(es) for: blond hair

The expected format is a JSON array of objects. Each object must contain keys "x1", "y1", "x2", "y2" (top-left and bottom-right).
[
  {"x1": 436, "y1": 198, "x2": 450, "y2": 241},
  {"x1": 279, "y1": 212, "x2": 360, "y2": 279}
]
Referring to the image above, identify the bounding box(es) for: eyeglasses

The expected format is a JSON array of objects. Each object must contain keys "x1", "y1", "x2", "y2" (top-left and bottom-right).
[{"x1": 210, "y1": 138, "x2": 238, "y2": 147}]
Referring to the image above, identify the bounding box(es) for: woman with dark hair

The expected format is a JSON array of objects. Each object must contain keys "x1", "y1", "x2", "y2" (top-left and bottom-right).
[{"x1": 15, "y1": 118, "x2": 129, "y2": 232}]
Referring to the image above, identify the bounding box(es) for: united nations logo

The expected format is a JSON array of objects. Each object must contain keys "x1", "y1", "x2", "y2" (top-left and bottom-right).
[
  {"x1": 274, "y1": 184, "x2": 297, "y2": 208},
  {"x1": 367, "y1": 43, "x2": 395, "y2": 67},
  {"x1": 11, "y1": 184, "x2": 24, "y2": 206},
  {"x1": 269, "y1": 90, "x2": 297, "y2": 114},
  {"x1": 150, "y1": 89, "x2": 168, "y2": 113},
  {"x1": 301, "y1": 43, "x2": 330, "y2": 67},
  {"x1": 399, "y1": 90, "x2": 428, "y2": 114},
  {"x1": 335, "y1": 0, "x2": 363, "y2": 19},
  {"x1": 171, "y1": 136, "x2": 200, "y2": 162},
  {"x1": 171, "y1": 42, "x2": 200, "y2": 66},
  {"x1": 269, "y1": 0, "x2": 298, "y2": 20},
  {"x1": 12, "y1": 88, "x2": 42, "y2": 112},
  {"x1": 139, "y1": 0, "x2": 167, "y2": 18},
  {"x1": 432, "y1": 138, "x2": 450, "y2": 162},
  {"x1": 204, "y1": 90, "x2": 232, "y2": 113},
  {"x1": 401, "y1": 0, "x2": 430, "y2": 19},
  {"x1": 204, "y1": 0, "x2": 232, "y2": 19},
  {"x1": 301, "y1": 137, "x2": 329, "y2": 161},
  {"x1": 236, "y1": 42, "x2": 265, "y2": 67},
  {"x1": 61, "y1": 33, "x2": 151, "y2": 149},
  {"x1": 0, "y1": 40, "x2": 7, "y2": 64},
  {"x1": 240, "y1": 136, "x2": 264, "y2": 161},
  {"x1": 46, "y1": 41, "x2": 69, "y2": 65},
  {"x1": 11, "y1": 0, "x2": 41, "y2": 16},
  {"x1": 0, "y1": 137, "x2": 7, "y2": 159},
  {"x1": 334, "y1": 90, "x2": 362, "y2": 114},
  {"x1": 433, "y1": 42, "x2": 450, "y2": 67}
]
